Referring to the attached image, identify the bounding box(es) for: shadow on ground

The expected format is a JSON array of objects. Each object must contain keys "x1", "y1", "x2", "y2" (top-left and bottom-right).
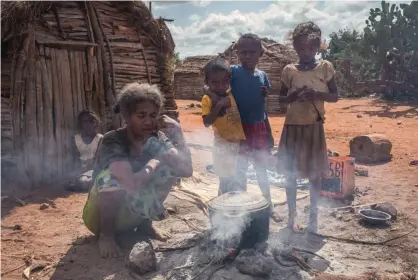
[{"x1": 340, "y1": 99, "x2": 418, "y2": 119}]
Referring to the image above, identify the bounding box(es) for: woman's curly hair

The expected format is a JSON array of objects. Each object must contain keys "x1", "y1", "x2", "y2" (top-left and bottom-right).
[
  {"x1": 292, "y1": 21, "x2": 322, "y2": 48},
  {"x1": 113, "y1": 83, "x2": 165, "y2": 115}
]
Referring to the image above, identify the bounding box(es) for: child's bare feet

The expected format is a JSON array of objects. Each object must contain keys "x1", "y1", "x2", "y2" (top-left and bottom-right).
[
  {"x1": 287, "y1": 212, "x2": 296, "y2": 230},
  {"x1": 308, "y1": 212, "x2": 318, "y2": 233},
  {"x1": 99, "y1": 235, "x2": 123, "y2": 258}
]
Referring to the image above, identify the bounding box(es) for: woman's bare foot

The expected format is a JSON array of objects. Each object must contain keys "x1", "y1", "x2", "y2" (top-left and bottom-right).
[{"x1": 99, "y1": 235, "x2": 123, "y2": 258}]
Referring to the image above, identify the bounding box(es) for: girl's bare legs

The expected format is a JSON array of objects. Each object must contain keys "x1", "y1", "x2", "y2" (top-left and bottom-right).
[
  {"x1": 308, "y1": 178, "x2": 321, "y2": 233},
  {"x1": 285, "y1": 177, "x2": 297, "y2": 229},
  {"x1": 98, "y1": 190, "x2": 125, "y2": 258}
]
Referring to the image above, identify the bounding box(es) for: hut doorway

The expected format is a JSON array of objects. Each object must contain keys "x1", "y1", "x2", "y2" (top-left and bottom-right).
[{"x1": 11, "y1": 41, "x2": 103, "y2": 184}]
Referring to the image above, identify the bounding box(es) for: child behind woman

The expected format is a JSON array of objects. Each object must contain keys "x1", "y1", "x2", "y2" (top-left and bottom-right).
[
  {"x1": 66, "y1": 110, "x2": 103, "y2": 192},
  {"x1": 277, "y1": 22, "x2": 338, "y2": 233},
  {"x1": 201, "y1": 58, "x2": 246, "y2": 195}
]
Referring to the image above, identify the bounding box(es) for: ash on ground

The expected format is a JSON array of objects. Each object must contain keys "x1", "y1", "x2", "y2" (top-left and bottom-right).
[{"x1": 247, "y1": 164, "x2": 310, "y2": 188}]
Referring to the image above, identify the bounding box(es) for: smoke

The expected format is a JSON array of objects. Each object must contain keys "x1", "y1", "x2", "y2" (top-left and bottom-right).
[{"x1": 210, "y1": 210, "x2": 251, "y2": 248}]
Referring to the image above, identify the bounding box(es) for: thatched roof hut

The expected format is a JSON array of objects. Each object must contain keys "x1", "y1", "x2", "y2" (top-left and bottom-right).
[
  {"x1": 221, "y1": 37, "x2": 297, "y2": 114},
  {"x1": 1, "y1": 1, "x2": 177, "y2": 185},
  {"x1": 173, "y1": 55, "x2": 215, "y2": 100}
]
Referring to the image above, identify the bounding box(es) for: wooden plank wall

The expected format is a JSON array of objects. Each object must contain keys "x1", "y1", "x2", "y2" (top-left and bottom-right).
[
  {"x1": 173, "y1": 72, "x2": 206, "y2": 101},
  {"x1": 3, "y1": 1, "x2": 177, "y2": 184}
]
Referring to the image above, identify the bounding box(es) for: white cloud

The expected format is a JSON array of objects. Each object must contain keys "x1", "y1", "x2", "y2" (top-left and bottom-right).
[
  {"x1": 166, "y1": 1, "x2": 393, "y2": 57},
  {"x1": 191, "y1": 0, "x2": 211, "y2": 8},
  {"x1": 188, "y1": 14, "x2": 201, "y2": 21}
]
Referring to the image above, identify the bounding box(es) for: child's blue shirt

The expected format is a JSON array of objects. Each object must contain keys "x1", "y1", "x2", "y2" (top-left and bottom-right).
[{"x1": 230, "y1": 65, "x2": 271, "y2": 124}]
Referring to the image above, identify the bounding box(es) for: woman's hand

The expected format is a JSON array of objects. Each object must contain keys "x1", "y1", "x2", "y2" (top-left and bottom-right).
[
  {"x1": 160, "y1": 147, "x2": 193, "y2": 178},
  {"x1": 159, "y1": 115, "x2": 181, "y2": 133}
]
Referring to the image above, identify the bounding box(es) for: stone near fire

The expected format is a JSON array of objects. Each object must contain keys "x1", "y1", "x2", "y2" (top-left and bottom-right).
[
  {"x1": 39, "y1": 203, "x2": 49, "y2": 210},
  {"x1": 371, "y1": 202, "x2": 398, "y2": 221},
  {"x1": 355, "y1": 165, "x2": 369, "y2": 177},
  {"x1": 127, "y1": 242, "x2": 157, "y2": 275},
  {"x1": 236, "y1": 252, "x2": 274, "y2": 277}
]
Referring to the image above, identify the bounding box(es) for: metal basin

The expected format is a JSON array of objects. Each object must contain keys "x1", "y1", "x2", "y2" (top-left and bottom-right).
[{"x1": 358, "y1": 209, "x2": 391, "y2": 225}]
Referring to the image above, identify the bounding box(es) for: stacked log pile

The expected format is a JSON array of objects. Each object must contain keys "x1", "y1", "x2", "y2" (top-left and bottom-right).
[
  {"x1": 174, "y1": 55, "x2": 216, "y2": 100},
  {"x1": 1, "y1": 1, "x2": 177, "y2": 184},
  {"x1": 221, "y1": 38, "x2": 297, "y2": 114}
]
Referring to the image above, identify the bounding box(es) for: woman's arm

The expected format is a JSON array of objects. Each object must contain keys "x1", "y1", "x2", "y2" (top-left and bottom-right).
[
  {"x1": 109, "y1": 158, "x2": 161, "y2": 194},
  {"x1": 158, "y1": 115, "x2": 193, "y2": 178},
  {"x1": 162, "y1": 133, "x2": 193, "y2": 178}
]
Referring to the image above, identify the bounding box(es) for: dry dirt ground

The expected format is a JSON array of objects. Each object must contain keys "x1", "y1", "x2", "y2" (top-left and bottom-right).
[{"x1": 1, "y1": 98, "x2": 418, "y2": 280}]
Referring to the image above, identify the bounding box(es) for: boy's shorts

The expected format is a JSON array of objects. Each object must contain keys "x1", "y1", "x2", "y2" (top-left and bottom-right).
[{"x1": 241, "y1": 121, "x2": 269, "y2": 152}]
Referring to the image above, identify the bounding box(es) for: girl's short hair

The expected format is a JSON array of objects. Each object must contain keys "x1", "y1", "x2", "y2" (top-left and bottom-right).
[
  {"x1": 113, "y1": 83, "x2": 165, "y2": 115},
  {"x1": 292, "y1": 21, "x2": 322, "y2": 47},
  {"x1": 237, "y1": 33, "x2": 263, "y2": 50},
  {"x1": 77, "y1": 109, "x2": 100, "y2": 130},
  {"x1": 204, "y1": 58, "x2": 231, "y2": 81}
]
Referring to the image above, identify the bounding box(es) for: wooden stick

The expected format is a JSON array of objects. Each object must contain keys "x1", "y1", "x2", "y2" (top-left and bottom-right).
[
  {"x1": 87, "y1": 2, "x2": 119, "y2": 129},
  {"x1": 43, "y1": 47, "x2": 57, "y2": 180},
  {"x1": 35, "y1": 39, "x2": 98, "y2": 48},
  {"x1": 304, "y1": 227, "x2": 416, "y2": 246},
  {"x1": 94, "y1": 7, "x2": 117, "y2": 102},
  {"x1": 1, "y1": 263, "x2": 26, "y2": 277},
  {"x1": 59, "y1": 48, "x2": 74, "y2": 174},
  {"x1": 51, "y1": 48, "x2": 63, "y2": 176},
  {"x1": 190, "y1": 259, "x2": 215, "y2": 280},
  {"x1": 330, "y1": 202, "x2": 385, "y2": 211},
  {"x1": 25, "y1": 31, "x2": 40, "y2": 183},
  {"x1": 53, "y1": 4, "x2": 67, "y2": 39},
  {"x1": 136, "y1": 31, "x2": 152, "y2": 84},
  {"x1": 35, "y1": 58, "x2": 44, "y2": 180},
  {"x1": 82, "y1": 1, "x2": 95, "y2": 44}
]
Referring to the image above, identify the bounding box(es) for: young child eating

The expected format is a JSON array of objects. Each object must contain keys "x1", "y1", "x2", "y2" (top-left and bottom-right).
[{"x1": 201, "y1": 58, "x2": 246, "y2": 195}]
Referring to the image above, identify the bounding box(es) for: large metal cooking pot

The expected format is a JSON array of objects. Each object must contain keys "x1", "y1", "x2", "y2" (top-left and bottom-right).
[{"x1": 208, "y1": 191, "x2": 270, "y2": 249}]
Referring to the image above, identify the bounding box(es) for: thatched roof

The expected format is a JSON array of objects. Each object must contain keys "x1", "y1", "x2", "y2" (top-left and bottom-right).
[
  {"x1": 174, "y1": 55, "x2": 216, "y2": 75},
  {"x1": 221, "y1": 37, "x2": 298, "y2": 64},
  {"x1": 1, "y1": 1, "x2": 175, "y2": 53}
]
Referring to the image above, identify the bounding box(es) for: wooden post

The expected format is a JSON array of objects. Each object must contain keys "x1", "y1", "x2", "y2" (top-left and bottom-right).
[{"x1": 87, "y1": 2, "x2": 120, "y2": 130}]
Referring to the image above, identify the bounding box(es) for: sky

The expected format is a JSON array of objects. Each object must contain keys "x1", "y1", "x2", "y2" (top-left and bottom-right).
[{"x1": 148, "y1": 0, "x2": 404, "y2": 58}]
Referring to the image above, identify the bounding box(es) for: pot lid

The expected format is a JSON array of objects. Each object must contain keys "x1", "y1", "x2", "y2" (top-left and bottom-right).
[{"x1": 208, "y1": 191, "x2": 270, "y2": 213}]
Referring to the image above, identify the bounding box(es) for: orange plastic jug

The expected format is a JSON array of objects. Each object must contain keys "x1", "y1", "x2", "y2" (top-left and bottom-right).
[{"x1": 321, "y1": 156, "x2": 355, "y2": 199}]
